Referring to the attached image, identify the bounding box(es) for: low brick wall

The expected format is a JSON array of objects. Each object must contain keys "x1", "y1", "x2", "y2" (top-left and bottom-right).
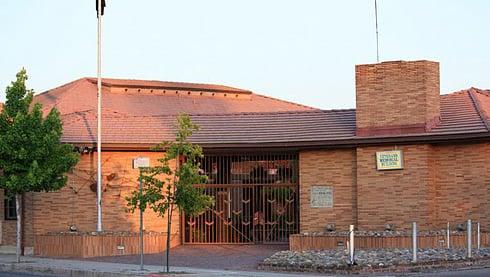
[
  {"x1": 34, "y1": 232, "x2": 180, "y2": 258},
  {"x1": 290, "y1": 233, "x2": 490, "y2": 251}
]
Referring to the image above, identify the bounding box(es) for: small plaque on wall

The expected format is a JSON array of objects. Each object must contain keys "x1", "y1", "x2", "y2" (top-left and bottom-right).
[
  {"x1": 310, "y1": 186, "x2": 333, "y2": 208},
  {"x1": 376, "y1": 150, "x2": 403, "y2": 170},
  {"x1": 133, "y1": 157, "x2": 150, "y2": 169}
]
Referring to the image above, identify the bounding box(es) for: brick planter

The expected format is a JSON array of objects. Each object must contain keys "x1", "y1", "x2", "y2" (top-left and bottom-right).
[
  {"x1": 34, "y1": 232, "x2": 180, "y2": 258},
  {"x1": 289, "y1": 233, "x2": 490, "y2": 251}
]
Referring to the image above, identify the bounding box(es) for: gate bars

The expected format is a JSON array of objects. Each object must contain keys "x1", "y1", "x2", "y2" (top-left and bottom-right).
[{"x1": 183, "y1": 152, "x2": 299, "y2": 244}]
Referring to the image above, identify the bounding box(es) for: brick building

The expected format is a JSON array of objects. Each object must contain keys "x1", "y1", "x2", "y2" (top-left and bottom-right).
[{"x1": 0, "y1": 60, "x2": 489, "y2": 255}]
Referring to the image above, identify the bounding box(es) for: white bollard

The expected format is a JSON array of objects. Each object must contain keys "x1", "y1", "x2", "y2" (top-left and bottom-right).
[
  {"x1": 467, "y1": 219, "x2": 472, "y2": 258},
  {"x1": 446, "y1": 222, "x2": 450, "y2": 249},
  {"x1": 349, "y1": 225, "x2": 355, "y2": 265},
  {"x1": 412, "y1": 222, "x2": 417, "y2": 263},
  {"x1": 477, "y1": 222, "x2": 480, "y2": 251}
]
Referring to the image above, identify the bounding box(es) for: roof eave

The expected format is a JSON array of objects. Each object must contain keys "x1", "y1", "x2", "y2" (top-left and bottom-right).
[{"x1": 65, "y1": 131, "x2": 490, "y2": 152}]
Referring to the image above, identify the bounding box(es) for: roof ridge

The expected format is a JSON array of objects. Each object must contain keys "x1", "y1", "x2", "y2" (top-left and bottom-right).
[
  {"x1": 441, "y1": 87, "x2": 490, "y2": 97},
  {"x1": 252, "y1": 92, "x2": 318, "y2": 110},
  {"x1": 85, "y1": 77, "x2": 251, "y2": 93},
  {"x1": 34, "y1": 77, "x2": 91, "y2": 97},
  {"x1": 470, "y1": 87, "x2": 490, "y2": 96},
  {"x1": 468, "y1": 88, "x2": 490, "y2": 131},
  {"x1": 441, "y1": 89, "x2": 471, "y2": 96}
]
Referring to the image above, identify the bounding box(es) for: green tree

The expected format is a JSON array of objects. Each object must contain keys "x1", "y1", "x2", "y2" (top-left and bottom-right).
[
  {"x1": 126, "y1": 114, "x2": 213, "y2": 273},
  {"x1": 0, "y1": 69, "x2": 79, "y2": 262}
]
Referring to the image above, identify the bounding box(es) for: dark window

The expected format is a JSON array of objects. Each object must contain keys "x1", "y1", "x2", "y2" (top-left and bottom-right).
[{"x1": 4, "y1": 194, "x2": 17, "y2": 220}]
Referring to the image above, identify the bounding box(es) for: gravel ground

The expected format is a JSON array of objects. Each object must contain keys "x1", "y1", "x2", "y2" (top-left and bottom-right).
[{"x1": 260, "y1": 248, "x2": 490, "y2": 271}]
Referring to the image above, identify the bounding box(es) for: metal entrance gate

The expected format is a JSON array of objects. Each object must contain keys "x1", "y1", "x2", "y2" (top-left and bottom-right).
[{"x1": 183, "y1": 152, "x2": 299, "y2": 244}]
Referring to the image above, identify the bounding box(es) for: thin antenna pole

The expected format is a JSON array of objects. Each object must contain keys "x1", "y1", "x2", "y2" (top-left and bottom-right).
[
  {"x1": 96, "y1": 0, "x2": 103, "y2": 232},
  {"x1": 375, "y1": 0, "x2": 380, "y2": 63}
]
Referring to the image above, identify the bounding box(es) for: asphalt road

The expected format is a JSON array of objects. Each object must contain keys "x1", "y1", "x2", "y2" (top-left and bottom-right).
[
  {"x1": 421, "y1": 267, "x2": 490, "y2": 277},
  {"x1": 0, "y1": 273, "x2": 60, "y2": 277},
  {"x1": 370, "y1": 267, "x2": 490, "y2": 277}
]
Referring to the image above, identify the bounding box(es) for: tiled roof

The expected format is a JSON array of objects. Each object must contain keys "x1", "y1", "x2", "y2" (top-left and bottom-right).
[
  {"x1": 34, "y1": 78, "x2": 315, "y2": 116},
  {"x1": 59, "y1": 88, "x2": 490, "y2": 146},
  {"x1": 429, "y1": 89, "x2": 489, "y2": 134},
  {"x1": 470, "y1": 88, "x2": 490, "y2": 130},
  {"x1": 32, "y1": 78, "x2": 490, "y2": 147},
  {"x1": 60, "y1": 109, "x2": 356, "y2": 145}
]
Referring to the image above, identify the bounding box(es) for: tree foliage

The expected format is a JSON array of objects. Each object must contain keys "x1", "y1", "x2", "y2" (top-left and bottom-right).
[
  {"x1": 0, "y1": 69, "x2": 79, "y2": 196},
  {"x1": 126, "y1": 114, "x2": 214, "y2": 217}
]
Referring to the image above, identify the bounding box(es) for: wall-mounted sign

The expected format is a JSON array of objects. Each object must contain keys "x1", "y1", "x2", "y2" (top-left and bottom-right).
[
  {"x1": 310, "y1": 186, "x2": 333, "y2": 208},
  {"x1": 133, "y1": 157, "x2": 150, "y2": 169},
  {"x1": 376, "y1": 150, "x2": 403, "y2": 170}
]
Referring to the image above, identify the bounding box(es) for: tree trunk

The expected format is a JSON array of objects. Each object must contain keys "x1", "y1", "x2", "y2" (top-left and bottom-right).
[
  {"x1": 15, "y1": 193, "x2": 22, "y2": 263},
  {"x1": 165, "y1": 204, "x2": 173, "y2": 273}
]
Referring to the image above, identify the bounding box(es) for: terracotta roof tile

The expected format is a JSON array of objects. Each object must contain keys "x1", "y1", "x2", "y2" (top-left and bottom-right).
[
  {"x1": 429, "y1": 89, "x2": 488, "y2": 134},
  {"x1": 470, "y1": 88, "x2": 490, "y2": 130},
  {"x1": 61, "y1": 109, "x2": 356, "y2": 145},
  {"x1": 32, "y1": 78, "x2": 489, "y2": 146},
  {"x1": 34, "y1": 78, "x2": 316, "y2": 116}
]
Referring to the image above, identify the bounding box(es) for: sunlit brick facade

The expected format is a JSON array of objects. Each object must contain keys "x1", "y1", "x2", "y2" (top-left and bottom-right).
[{"x1": 0, "y1": 60, "x2": 489, "y2": 255}]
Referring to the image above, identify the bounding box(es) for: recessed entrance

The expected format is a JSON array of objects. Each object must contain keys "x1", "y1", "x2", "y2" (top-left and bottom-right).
[{"x1": 183, "y1": 152, "x2": 299, "y2": 244}]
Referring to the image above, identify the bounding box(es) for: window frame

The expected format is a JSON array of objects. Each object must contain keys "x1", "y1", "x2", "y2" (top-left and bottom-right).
[{"x1": 4, "y1": 193, "x2": 17, "y2": 220}]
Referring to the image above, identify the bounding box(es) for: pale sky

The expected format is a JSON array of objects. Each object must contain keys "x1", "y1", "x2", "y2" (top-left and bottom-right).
[{"x1": 1, "y1": 0, "x2": 489, "y2": 109}]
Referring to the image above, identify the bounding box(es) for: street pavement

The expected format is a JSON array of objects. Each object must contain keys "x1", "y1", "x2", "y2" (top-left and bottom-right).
[
  {"x1": 87, "y1": 244, "x2": 288, "y2": 271},
  {"x1": 2, "y1": 268, "x2": 490, "y2": 276},
  {"x1": 0, "y1": 273, "x2": 59, "y2": 277},
  {"x1": 0, "y1": 253, "x2": 489, "y2": 276},
  {"x1": 418, "y1": 268, "x2": 490, "y2": 277}
]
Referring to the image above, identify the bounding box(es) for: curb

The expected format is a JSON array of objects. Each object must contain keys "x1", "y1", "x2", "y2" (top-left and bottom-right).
[{"x1": 0, "y1": 262, "x2": 148, "y2": 277}]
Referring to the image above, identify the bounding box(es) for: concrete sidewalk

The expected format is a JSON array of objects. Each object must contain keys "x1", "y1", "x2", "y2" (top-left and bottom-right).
[{"x1": 0, "y1": 255, "x2": 328, "y2": 277}]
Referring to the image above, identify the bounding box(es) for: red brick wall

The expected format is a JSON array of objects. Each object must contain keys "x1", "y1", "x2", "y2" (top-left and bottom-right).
[
  {"x1": 432, "y1": 143, "x2": 490, "y2": 230},
  {"x1": 299, "y1": 149, "x2": 357, "y2": 232},
  {"x1": 356, "y1": 60, "x2": 440, "y2": 136},
  {"x1": 0, "y1": 188, "x2": 17, "y2": 245},
  {"x1": 356, "y1": 145, "x2": 433, "y2": 230},
  {"x1": 32, "y1": 152, "x2": 179, "y2": 235},
  {"x1": 299, "y1": 142, "x2": 490, "y2": 233},
  {"x1": 1, "y1": 151, "x2": 181, "y2": 249},
  {"x1": 0, "y1": 191, "x2": 34, "y2": 248},
  {"x1": 2, "y1": 142, "x2": 489, "y2": 248}
]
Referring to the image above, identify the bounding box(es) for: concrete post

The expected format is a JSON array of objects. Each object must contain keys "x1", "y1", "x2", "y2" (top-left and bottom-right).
[
  {"x1": 446, "y1": 222, "x2": 450, "y2": 249},
  {"x1": 467, "y1": 219, "x2": 472, "y2": 258},
  {"x1": 349, "y1": 225, "x2": 355, "y2": 265},
  {"x1": 412, "y1": 222, "x2": 417, "y2": 263},
  {"x1": 477, "y1": 222, "x2": 480, "y2": 251}
]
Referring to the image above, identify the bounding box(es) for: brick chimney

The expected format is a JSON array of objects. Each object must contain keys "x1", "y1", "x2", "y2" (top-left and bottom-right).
[{"x1": 355, "y1": 60, "x2": 440, "y2": 136}]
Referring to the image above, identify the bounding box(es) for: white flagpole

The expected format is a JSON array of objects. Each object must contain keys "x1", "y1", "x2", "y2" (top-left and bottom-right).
[
  {"x1": 96, "y1": 0, "x2": 103, "y2": 232},
  {"x1": 374, "y1": 0, "x2": 380, "y2": 63}
]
